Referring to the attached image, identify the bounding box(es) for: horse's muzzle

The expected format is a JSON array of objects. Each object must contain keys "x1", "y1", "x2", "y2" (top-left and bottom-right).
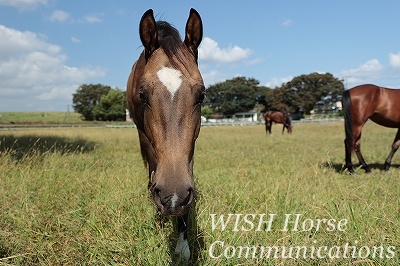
[{"x1": 153, "y1": 186, "x2": 194, "y2": 216}]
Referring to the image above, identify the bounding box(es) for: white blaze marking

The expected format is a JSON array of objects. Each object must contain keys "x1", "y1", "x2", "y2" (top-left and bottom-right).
[
  {"x1": 157, "y1": 67, "x2": 182, "y2": 99},
  {"x1": 171, "y1": 193, "x2": 179, "y2": 208},
  {"x1": 175, "y1": 232, "x2": 190, "y2": 261}
]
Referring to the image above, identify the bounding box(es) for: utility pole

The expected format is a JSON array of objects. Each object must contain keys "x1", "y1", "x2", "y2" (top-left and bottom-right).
[{"x1": 64, "y1": 105, "x2": 70, "y2": 122}]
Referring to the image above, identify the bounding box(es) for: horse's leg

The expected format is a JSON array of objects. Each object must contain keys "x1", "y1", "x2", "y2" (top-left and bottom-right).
[
  {"x1": 266, "y1": 122, "x2": 272, "y2": 134},
  {"x1": 383, "y1": 128, "x2": 400, "y2": 171},
  {"x1": 175, "y1": 211, "x2": 190, "y2": 261},
  {"x1": 282, "y1": 123, "x2": 290, "y2": 134},
  {"x1": 345, "y1": 123, "x2": 366, "y2": 174},
  {"x1": 344, "y1": 136, "x2": 354, "y2": 174},
  {"x1": 353, "y1": 127, "x2": 371, "y2": 173}
]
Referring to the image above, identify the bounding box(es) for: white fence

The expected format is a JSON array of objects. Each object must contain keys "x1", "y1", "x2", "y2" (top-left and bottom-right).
[{"x1": 201, "y1": 117, "x2": 344, "y2": 127}]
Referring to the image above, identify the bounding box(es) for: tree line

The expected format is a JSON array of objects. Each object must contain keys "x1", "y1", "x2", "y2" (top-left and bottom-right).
[
  {"x1": 72, "y1": 72, "x2": 344, "y2": 121},
  {"x1": 203, "y1": 72, "x2": 344, "y2": 118}
]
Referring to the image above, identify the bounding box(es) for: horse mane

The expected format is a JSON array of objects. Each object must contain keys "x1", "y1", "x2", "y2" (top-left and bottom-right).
[{"x1": 156, "y1": 21, "x2": 192, "y2": 69}]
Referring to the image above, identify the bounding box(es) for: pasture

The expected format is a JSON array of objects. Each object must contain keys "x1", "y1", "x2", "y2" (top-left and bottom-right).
[
  {"x1": 0, "y1": 122, "x2": 399, "y2": 265},
  {"x1": 0, "y1": 112, "x2": 82, "y2": 125}
]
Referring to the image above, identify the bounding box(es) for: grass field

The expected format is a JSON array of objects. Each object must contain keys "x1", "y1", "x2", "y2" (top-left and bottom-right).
[
  {"x1": 0, "y1": 122, "x2": 399, "y2": 265},
  {"x1": 0, "y1": 112, "x2": 83, "y2": 124}
]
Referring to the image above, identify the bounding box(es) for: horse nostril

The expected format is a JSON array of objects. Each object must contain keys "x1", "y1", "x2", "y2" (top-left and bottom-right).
[
  {"x1": 153, "y1": 187, "x2": 163, "y2": 204},
  {"x1": 182, "y1": 188, "x2": 194, "y2": 206}
]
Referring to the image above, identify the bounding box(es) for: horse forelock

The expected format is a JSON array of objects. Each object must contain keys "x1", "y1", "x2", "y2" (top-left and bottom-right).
[
  {"x1": 156, "y1": 21, "x2": 195, "y2": 72},
  {"x1": 157, "y1": 21, "x2": 181, "y2": 42}
]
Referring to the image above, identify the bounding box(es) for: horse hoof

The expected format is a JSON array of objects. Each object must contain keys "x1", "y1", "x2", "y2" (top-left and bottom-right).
[
  {"x1": 383, "y1": 163, "x2": 390, "y2": 171},
  {"x1": 343, "y1": 165, "x2": 356, "y2": 175}
]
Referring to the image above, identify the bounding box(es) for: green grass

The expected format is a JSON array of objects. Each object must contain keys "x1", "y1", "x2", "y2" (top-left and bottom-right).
[
  {"x1": 0, "y1": 122, "x2": 399, "y2": 265},
  {"x1": 0, "y1": 112, "x2": 83, "y2": 124}
]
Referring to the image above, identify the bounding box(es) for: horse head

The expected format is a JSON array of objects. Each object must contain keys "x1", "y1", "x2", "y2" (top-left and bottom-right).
[{"x1": 127, "y1": 9, "x2": 204, "y2": 217}]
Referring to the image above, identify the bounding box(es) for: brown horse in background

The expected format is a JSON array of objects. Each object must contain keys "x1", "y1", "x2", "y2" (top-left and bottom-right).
[
  {"x1": 264, "y1": 111, "x2": 292, "y2": 134},
  {"x1": 126, "y1": 9, "x2": 204, "y2": 261},
  {"x1": 342, "y1": 84, "x2": 400, "y2": 174}
]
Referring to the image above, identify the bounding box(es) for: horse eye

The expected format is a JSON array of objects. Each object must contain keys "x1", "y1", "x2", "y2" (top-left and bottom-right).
[
  {"x1": 197, "y1": 91, "x2": 205, "y2": 104},
  {"x1": 139, "y1": 90, "x2": 147, "y2": 103}
]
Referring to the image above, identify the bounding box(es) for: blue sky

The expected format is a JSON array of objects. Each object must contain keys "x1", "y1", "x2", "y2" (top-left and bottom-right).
[{"x1": 1, "y1": 0, "x2": 400, "y2": 111}]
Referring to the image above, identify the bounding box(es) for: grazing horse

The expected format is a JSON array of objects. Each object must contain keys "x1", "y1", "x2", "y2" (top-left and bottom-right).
[
  {"x1": 264, "y1": 110, "x2": 292, "y2": 134},
  {"x1": 342, "y1": 84, "x2": 400, "y2": 174},
  {"x1": 126, "y1": 9, "x2": 204, "y2": 261}
]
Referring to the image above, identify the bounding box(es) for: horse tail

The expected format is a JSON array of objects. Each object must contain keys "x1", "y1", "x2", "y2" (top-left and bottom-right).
[{"x1": 342, "y1": 90, "x2": 353, "y2": 148}]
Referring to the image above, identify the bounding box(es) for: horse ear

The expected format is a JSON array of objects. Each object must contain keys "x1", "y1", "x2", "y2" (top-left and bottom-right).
[
  {"x1": 184, "y1": 8, "x2": 203, "y2": 61},
  {"x1": 139, "y1": 9, "x2": 159, "y2": 61}
]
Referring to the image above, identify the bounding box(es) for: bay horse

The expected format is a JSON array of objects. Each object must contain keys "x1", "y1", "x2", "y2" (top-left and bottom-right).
[
  {"x1": 264, "y1": 110, "x2": 292, "y2": 134},
  {"x1": 126, "y1": 9, "x2": 204, "y2": 261},
  {"x1": 342, "y1": 84, "x2": 400, "y2": 174}
]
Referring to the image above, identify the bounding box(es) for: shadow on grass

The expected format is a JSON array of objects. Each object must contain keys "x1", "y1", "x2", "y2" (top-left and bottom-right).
[
  {"x1": 322, "y1": 161, "x2": 400, "y2": 174},
  {"x1": 0, "y1": 244, "x2": 11, "y2": 261},
  {"x1": 0, "y1": 134, "x2": 96, "y2": 161}
]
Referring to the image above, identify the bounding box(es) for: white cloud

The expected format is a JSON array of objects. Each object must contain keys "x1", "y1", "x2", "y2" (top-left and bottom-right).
[
  {"x1": 200, "y1": 69, "x2": 225, "y2": 87},
  {"x1": 265, "y1": 76, "x2": 293, "y2": 88},
  {"x1": 0, "y1": 0, "x2": 47, "y2": 9},
  {"x1": 199, "y1": 37, "x2": 252, "y2": 64},
  {"x1": 0, "y1": 25, "x2": 60, "y2": 59},
  {"x1": 246, "y1": 57, "x2": 264, "y2": 66},
  {"x1": 83, "y1": 14, "x2": 102, "y2": 24},
  {"x1": 116, "y1": 8, "x2": 126, "y2": 16},
  {"x1": 281, "y1": 18, "x2": 293, "y2": 27},
  {"x1": 0, "y1": 25, "x2": 105, "y2": 111},
  {"x1": 47, "y1": 10, "x2": 102, "y2": 25},
  {"x1": 49, "y1": 10, "x2": 70, "y2": 22},
  {"x1": 389, "y1": 52, "x2": 400, "y2": 68},
  {"x1": 71, "y1": 37, "x2": 81, "y2": 43},
  {"x1": 339, "y1": 59, "x2": 383, "y2": 86}
]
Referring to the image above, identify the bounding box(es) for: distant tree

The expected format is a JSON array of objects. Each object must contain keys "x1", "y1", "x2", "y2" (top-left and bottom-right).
[
  {"x1": 265, "y1": 73, "x2": 344, "y2": 114},
  {"x1": 201, "y1": 106, "x2": 214, "y2": 119},
  {"x1": 72, "y1": 84, "x2": 111, "y2": 121},
  {"x1": 93, "y1": 88, "x2": 126, "y2": 121},
  {"x1": 265, "y1": 88, "x2": 289, "y2": 111},
  {"x1": 255, "y1": 85, "x2": 271, "y2": 107},
  {"x1": 205, "y1": 77, "x2": 266, "y2": 115}
]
